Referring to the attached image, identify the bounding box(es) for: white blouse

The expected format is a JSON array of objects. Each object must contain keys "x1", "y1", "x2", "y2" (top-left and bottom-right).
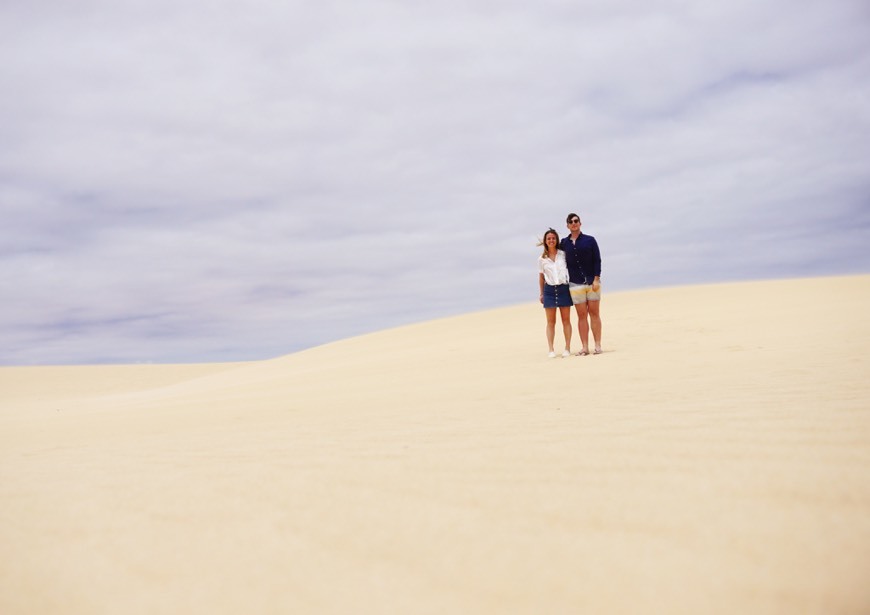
[{"x1": 538, "y1": 250, "x2": 570, "y2": 286}]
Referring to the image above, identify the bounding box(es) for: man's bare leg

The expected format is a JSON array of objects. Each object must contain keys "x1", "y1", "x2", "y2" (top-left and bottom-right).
[
  {"x1": 588, "y1": 299, "x2": 602, "y2": 353},
  {"x1": 574, "y1": 303, "x2": 589, "y2": 355}
]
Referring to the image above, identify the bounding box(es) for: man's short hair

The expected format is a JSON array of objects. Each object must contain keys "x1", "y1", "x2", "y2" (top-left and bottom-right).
[{"x1": 566, "y1": 213, "x2": 580, "y2": 223}]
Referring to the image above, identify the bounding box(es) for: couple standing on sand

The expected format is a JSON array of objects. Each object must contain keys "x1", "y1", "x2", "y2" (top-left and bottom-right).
[{"x1": 538, "y1": 213, "x2": 602, "y2": 358}]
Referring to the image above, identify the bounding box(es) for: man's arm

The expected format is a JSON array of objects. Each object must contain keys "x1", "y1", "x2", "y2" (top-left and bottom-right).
[{"x1": 591, "y1": 238, "x2": 601, "y2": 289}]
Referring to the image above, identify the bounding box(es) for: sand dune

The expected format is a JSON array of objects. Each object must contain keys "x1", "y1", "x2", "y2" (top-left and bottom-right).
[{"x1": 2, "y1": 275, "x2": 869, "y2": 614}]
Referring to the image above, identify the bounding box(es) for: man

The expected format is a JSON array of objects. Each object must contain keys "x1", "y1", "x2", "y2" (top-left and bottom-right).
[{"x1": 560, "y1": 213, "x2": 603, "y2": 355}]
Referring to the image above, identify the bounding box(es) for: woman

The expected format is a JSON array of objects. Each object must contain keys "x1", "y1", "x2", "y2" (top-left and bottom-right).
[{"x1": 538, "y1": 228, "x2": 573, "y2": 358}]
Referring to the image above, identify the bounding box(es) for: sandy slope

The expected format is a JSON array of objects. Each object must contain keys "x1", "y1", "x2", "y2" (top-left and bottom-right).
[{"x1": 1, "y1": 275, "x2": 869, "y2": 614}]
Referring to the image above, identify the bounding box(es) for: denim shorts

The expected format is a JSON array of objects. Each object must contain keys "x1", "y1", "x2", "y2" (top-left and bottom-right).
[{"x1": 542, "y1": 283, "x2": 572, "y2": 308}]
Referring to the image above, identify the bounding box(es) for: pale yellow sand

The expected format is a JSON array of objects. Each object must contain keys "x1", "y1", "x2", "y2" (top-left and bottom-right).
[{"x1": 1, "y1": 275, "x2": 869, "y2": 614}]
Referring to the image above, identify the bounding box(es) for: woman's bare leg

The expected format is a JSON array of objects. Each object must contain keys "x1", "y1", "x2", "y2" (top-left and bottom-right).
[
  {"x1": 545, "y1": 307, "x2": 557, "y2": 352},
  {"x1": 559, "y1": 306, "x2": 572, "y2": 353}
]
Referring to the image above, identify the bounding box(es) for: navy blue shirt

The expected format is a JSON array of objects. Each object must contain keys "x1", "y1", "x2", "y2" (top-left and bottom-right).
[{"x1": 559, "y1": 233, "x2": 601, "y2": 285}]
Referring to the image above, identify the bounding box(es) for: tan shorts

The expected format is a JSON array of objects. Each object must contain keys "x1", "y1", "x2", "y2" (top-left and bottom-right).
[{"x1": 569, "y1": 282, "x2": 601, "y2": 304}]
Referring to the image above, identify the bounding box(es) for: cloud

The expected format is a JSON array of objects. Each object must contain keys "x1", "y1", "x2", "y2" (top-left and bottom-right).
[{"x1": 1, "y1": 0, "x2": 869, "y2": 364}]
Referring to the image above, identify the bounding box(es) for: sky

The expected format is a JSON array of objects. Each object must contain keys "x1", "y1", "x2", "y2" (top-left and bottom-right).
[{"x1": 2, "y1": 0, "x2": 869, "y2": 365}]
